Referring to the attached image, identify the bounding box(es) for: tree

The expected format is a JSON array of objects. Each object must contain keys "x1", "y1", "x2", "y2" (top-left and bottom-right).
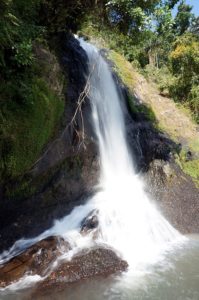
[
  {"x1": 144, "y1": 3, "x2": 175, "y2": 67},
  {"x1": 169, "y1": 33, "x2": 199, "y2": 120},
  {"x1": 166, "y1": 0, "x2": 180, "y2": 9},
  {"x1": 174, "y1": 0, "x2": 194, "y2": 35},
  {"x1": 106, "y1": 0, "x2": 161, "y2": 34},
  {"x1": 190, "y1": 16, "x2": 199, "y2": 37}
]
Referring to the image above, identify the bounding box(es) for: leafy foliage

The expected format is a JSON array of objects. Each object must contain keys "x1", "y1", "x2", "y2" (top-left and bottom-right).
[
  {"x1": 191, "y1": 16, "x2": 199, "y2": 36},
  {"x1": 173, "y1": 0, "x2": 194, "y2": 35},
  {"x1": 189, "y1": 85, "x2": 199, "y2": 123},
  {"x1": 0, "y1": 0, "x2": 65, "y2": 183},
  {"x1": 169, "y1": 34, "x2": 199, "y2": 121},
  {"x1": 106, "y1": 0, "x2": 161, "y2": 33},
  {"x1": 0, "y1": 0, "x2": 43, "y2": 74}
]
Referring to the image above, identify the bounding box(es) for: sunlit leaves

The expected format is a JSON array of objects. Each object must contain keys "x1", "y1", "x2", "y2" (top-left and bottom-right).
[
  {"x1": 106, "y1": 0, "x2": 161, "y2": 33},
  {"x1": 13, "y1": 40, "x2": 33, "y2": 66},
  {"x1": 169, "y1": 33, "x2": 199, "y2": 119},
  {"x1": 174, "y1": 0, "x2": 194, "y2": 35}
]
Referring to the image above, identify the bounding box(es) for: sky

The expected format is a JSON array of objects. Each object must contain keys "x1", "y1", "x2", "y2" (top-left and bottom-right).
[
  {"x1": 173, "y1": 0, "x2": 199, "y2": 17},
  {"x1": 187, "y1": 0, "x2": 199, "y2": 16}
]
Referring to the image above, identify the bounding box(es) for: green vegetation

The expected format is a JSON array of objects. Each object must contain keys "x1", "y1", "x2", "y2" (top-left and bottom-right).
[
  {"x1": 143, "y1": 65, "x2": 173, "y2": 96},
  {"x1": 169, "y1": 34, "x2": 199, "y2": 122},
  {"x1": 109, "y1": 51, "x2": 135, "y2": 89},
  {"x1": 181, "y1": 159, "x2": 199, "y2": 185},
  {"x1": 79, "y1": 1, "x2": 198, "y2": 123},
  {"x1": 175, "y1": 150, "x2": 199, "y2": 186},
  {"x1": 178, "y1": 140, "x2": 199, "y2": 186},
  {"x1": 109, "y1": 50, "x2": 156, "y2": 123},
  {"x1": 0, "y1": 0, "x2": 65, "y2": 184},
  {"x1": 1, "y1": 77, "x2": 64, "y2": 179}
]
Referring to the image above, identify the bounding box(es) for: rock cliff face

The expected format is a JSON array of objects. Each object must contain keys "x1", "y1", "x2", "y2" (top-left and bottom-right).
[
  {"x1": 145, "y1": 159, "x2": 199, "y2": 234},
  {"x1": 0, "y1": 34, "x2": 99, "y2": 252}
]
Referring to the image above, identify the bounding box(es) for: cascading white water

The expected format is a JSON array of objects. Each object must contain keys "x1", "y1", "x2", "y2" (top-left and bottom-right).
[
  {"x1": 75, "y1": 39, "x2": 183, "y2": 267},
  {"x1": 0, "y1": 39, "x2": 185, "y2": 285}
]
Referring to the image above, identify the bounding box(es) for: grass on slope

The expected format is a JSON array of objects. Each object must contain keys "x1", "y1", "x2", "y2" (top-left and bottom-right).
[{"x1": 109, "y1": 50, "x2": 156, "y2": 123}]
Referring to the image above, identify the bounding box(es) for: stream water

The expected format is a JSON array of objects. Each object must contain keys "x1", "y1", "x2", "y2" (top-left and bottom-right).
[{"x1": 0, "y1": 39, "x2": 199, "y2": 299}]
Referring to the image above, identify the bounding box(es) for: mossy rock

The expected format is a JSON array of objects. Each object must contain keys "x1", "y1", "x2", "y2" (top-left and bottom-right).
[
  {"x1": 0, "y1": 45, "x2": 65, "y2": 184},
  {"x1": 175, "y1": 149, "x2": 199, "y2": 187}
]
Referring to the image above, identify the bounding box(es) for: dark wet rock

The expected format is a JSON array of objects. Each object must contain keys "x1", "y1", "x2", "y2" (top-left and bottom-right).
[
  {"x1": 35, "y1": 247, "x2": 128, "y2": 296},
  {"x1": 144, "y1": 159, "x2": 199, "y2": 234},
  {"x1": 126, "y1": 121, "x2": 176, "y2": 172},
  {"x1": 80, "y1": 209, "x2": 99, "y2": 236},
  {"x1": 0, "y1": 34, "x2": 99, "y2": 252},
  {"x1": 0, "y1": 236, "x2": 70, "y2": 288}
]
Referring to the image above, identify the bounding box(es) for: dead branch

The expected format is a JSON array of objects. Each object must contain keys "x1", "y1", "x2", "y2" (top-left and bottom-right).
[
  {"x1": 68, "y1": 61, "x2": 97, "y2": 150},
  {"x1": 30, "y1": 60, "x2": 98, "y2": 170}
]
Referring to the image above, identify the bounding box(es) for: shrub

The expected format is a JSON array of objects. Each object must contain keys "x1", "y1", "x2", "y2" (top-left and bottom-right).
[
  {"x1": 169, "y1": 33, "x2": 199, "y2": 121},
  {"x1": 188, "y1": 84, "x2": 199, "y2": 123},
  {"x1": 169, "y1": 34, "x2": 199, "y2": 95},
  {"x1": 144, "y1": 64, "x2": 173, "y2": 95}
]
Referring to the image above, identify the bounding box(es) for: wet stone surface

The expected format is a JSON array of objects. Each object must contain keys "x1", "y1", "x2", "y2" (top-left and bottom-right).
[
  {"x1": 34, "y1": 246, "x2": 128, "y2": 297},
  {"x1": 81, "y1": 209, "x2": 99, "y2": 236},
  {"x1": 0, "y1": 236, "x2": 70, "y2": 288}
]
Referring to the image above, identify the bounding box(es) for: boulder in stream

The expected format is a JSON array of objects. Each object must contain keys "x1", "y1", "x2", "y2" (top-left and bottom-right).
[
  {"x1": 35, "y1": 246, "x2": 128, "y2": 296},
  {"x1": 80, "y1": 209, "x2": 99, "y2": 238},
  {"x1": 0, "y1": 236, "x2": 70, "y2": 288}
]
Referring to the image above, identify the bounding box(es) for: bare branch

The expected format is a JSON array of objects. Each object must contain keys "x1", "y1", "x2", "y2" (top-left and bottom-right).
[{"x1": 68, "y1": 61, "x2": 97, "y2": 150}]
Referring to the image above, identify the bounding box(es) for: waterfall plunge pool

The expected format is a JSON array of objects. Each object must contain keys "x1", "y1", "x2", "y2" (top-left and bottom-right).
[{"x1": 1, "y1": 236, "x2": 199, "y2": 300}]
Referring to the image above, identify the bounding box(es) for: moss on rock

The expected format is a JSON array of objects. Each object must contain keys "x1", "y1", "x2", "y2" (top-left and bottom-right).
[
  {"x1": 0, "y1": 44, "x2": 65, "y2": 182},
  {"x1": 175, "y1": 150, "x2": 199, "y2": 187}
]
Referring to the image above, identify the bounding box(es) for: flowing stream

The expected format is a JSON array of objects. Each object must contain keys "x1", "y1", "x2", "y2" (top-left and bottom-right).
[{"x1": 1, "y1": 39, "x2": 199, "y2": 299}]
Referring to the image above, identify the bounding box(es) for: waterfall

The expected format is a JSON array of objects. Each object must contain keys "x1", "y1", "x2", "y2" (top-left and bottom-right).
[
  {"x1": 0, "y1": 39, "x2": 184, "y2": 274},
  {"x1": 74, "y1": 39, "x2": 183, "y2": 267}
]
